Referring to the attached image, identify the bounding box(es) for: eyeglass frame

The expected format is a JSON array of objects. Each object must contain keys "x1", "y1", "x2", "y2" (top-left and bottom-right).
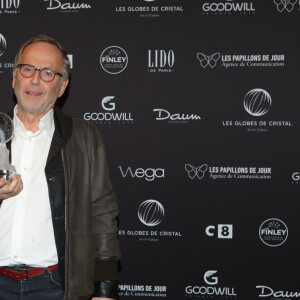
[{"x1": 15, "y1": 64, "x2": 63, "y2": 82}]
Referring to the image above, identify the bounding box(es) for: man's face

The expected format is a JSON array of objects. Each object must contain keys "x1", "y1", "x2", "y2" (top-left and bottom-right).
[{"x1": 12, "y1": 42, "x2": 68, "y2": 116}]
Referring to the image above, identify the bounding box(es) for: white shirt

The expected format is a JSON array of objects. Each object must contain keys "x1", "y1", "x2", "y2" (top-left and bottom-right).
[{"x1": 0, "y1": 105, "x2": 58, "y2": 267}]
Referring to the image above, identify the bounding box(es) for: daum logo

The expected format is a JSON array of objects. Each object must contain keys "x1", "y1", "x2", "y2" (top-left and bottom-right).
[
  {"x1": 256, "y1": 285, "x2": 300, "y2": 298},
  {"x1": 197, "y1": 53, "x2": 220, "y2": 68},
  {"x1": 185, "y1": 164, "x2": 208, "y2": 179},
  {"x1": 204, "y1": 271, "x2": 218, "y2": 285},
  {"x1": 274, "y1": 0, "x2": 297, "y2": 12},
  {"x1": 100, "y1": 46, "x2": 128, "y2": 74},
  {"x1": 243, "y1": 89, "x2": 272, "y2": 117},
  {"x1": 138, "y1": 200, "x2": 165, "y2": 226},
  {"x1": 259, "y1": 218, "x2": 288, "y2": 247},
  {"x1": 44, "y1": 0, "x2": 91, "y2": 10},
  {"x1": 101, "y1": 96, "x2": 116, "y2": 111},
  {"x1": 0, "y1": 34, "x2": 6, "y2": 57}
]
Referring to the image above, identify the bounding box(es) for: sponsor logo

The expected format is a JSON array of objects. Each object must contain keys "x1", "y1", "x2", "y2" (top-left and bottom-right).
[
  {"x1": 84, "y1": 96, "x2": 133, "y2": 125},
  {"x1": 138, "y1": 200, "x2": 165, "y2": 226},
  {"x1": 222, "y1": 89, "x2": 292, "y2": 132},
  {"x1": 185, "y1": 271, "x2": 237, "y2": 298},
  {"x1": 197, "y1": 53, "x2": 285, "y2": 69},
  {"x1": 0, "y1": 34, "x2": 6, "y2": 57},
  {"x1": 115, "y1": 2, "x2": 184, "y2": 18},
  {"x1": 197, "y1": 53, "x2": 220, "y2": 68},
  {"x1": 67, "y1": 54, "x2": 73, "y2": 69},
  {"x1": 201, "y1": 0, "x2": 255, "y2": 15},
  {"x1": 204, "y1": 271, "x2": 218, "y2": 285},
  {"x1": 44, "y1": 0, "x2": 91, "y2": 12},
  {"x1": 274, "y1": 0, "x2": 297, "y2": 12},
  {"x1": 185, "y1": 164, "x2": 272, "y2": 181},
  {"x1": 0, "y1": 0, "x2": 21, "y2": 14},
  {"x1": 259, "y1": 218, "x2": 288, "y2": 247},
  {"x1": 243, "y1": 89, "x2": 272, "y2": 117},
  {"x1": 100, "y1": 46, "x2": 128, "y2": 74},
  {"x1": 153, "y1": 108, "x2": 201, "y2": 123},
  {"x1": 119, "y1": 284, "x2": 167, "y2": 297},
  {"x1": 256, "y1": 285, "x2": 300, "y2": 298},
  {"x1": 206, "y1": 224, "x2": 233, "y2": 239},
  {"x1": 119, "y1": 199, "x2": 182, "y2": 242},
  {"x1": 292, "y1": 172, "x2": 299, "y2": 184},
  {"x1": 148, "y1": 50, "x2": 175, "y2": 72},
  {"x1": 119, "y1": 166, "x2": 165, "y2": 181}
]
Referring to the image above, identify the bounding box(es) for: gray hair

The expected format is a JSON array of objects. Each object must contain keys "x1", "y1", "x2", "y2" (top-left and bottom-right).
[{"x1": 14, "y1": 34, "x2": 70, "y2": 80}]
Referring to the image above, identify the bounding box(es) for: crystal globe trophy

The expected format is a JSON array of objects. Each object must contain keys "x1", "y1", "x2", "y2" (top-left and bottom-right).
[{"x1": 0, "y1": 113, "x2": 16, "y2": 183}]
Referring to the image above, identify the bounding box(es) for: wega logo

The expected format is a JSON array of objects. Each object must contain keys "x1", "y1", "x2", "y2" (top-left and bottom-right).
[
  {"x1": 138, "y1": 200, "x2": 165, "y2": 226},
  {"x1": 274, "y1": 0, "x2": 297, "y2": 12},
  {"x1": 44, "y1": 0, "x2": 91, "y2": 11},
  {"x1": 204, "y1": 271, "x2": 218, "y2": 285},
  {"x1": 243, "y1": 89, "x2": 272, "y2": 117},
  {"x1": 197, "y1": 53, "x2": 220, "y2": 68},
  {"x1": 0, "y1": 34, "x2": 6, "y2": 57},
  {"x1": 119, "y1": 166, "x2": 165, "y2": 181}
]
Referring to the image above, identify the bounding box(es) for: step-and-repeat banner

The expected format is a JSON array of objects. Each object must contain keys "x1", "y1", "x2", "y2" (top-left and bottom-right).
[{"x1": 0, "y1": 1, "x2": 299, "y2": 299}]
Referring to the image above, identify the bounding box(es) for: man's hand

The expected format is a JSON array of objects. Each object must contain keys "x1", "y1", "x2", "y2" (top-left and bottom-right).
[{"x1": 0, "y1": 174, "x2": 23, "y2": 200}]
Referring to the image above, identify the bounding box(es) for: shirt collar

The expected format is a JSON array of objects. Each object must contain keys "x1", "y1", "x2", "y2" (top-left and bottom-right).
[{"x1": 13, "y1": 105, "x2": 55, "y2": 138}]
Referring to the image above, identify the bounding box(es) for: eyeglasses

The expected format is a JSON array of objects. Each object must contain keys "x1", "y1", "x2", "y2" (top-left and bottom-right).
[{"x1": 16, "y1": 64, "x2": 63, "y2": 82}]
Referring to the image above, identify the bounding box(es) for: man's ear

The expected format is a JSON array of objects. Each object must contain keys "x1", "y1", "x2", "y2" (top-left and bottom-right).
[{"x1": 58, "y1": 79, "x2": 69, "y2": 98}]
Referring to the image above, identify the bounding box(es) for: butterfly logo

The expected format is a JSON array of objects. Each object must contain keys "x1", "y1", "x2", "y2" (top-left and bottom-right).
[
  {"x1": 274, "y1": 0, "x2": 297, "y2": 12},
  {"x1": 185, "y1": 164, "x2": 208, "y2": 179},
  {"x1": 197, "y1": 53, "x2": 220, "y2": 68}
]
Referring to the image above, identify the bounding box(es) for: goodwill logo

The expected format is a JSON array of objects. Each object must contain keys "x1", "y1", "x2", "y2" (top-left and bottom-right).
[
  {"x1": 83, "y1": 96, "x2": 134, "y2": 124},
  {"x1": 185, "y1": 270, "x2": 237, "y2": 298},
  {"x1": 0, "y1": 0, "x2": 20, "y2": 14},
  {"x1": 185, "y1": 164, "x2": 272, "y2": 180},
  {"x1": 100, "y1": 46, "x2": 128, "y2": 74},
  {"x1": 119, "y1": 199, "x2": 183, "y2": 242},
  {"x1": 148, "y1": 50, "x2": 175, "y2": 73},
  {"x1": 292, "y1": 172, "x2": 299, "y2": 184},
  {"x1": 201, "y1": 0, "x2": 255, "y2": 15},
  {"x1": 119, "y1": 284, "x2": 167, "y2": 298},
  {"x1": 44, "y1": 0, "x2": 91, "y2": 12},
  {"x1": 274, "y1": 0, "x2": 297, "y2": 12},
  {"x1": 197, "y1": 52, "x2": 285, "y2": 69},
  {"x1": 259, "y1": 218, "x2": 288, "y2": 247},
  {"x1": 222, "y1": 88, "x2": 293, "y2": 133},
  {"x1": 256, "y1": 285, "x2": 300, "y2": 299}
]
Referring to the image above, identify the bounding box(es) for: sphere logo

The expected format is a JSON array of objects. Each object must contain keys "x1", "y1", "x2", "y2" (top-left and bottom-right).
[
  {"x1": 243, "y1": 88, "x2": 272, "y2": 117},
  {"x1": 0, "y1": 34, "x2": 6, "y2": 57},
  {"x1": 138, "y1": 200, "x2": 165, "y2": 226}
]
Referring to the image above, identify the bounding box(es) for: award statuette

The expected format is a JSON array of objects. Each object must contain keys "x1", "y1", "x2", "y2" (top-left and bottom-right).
[{"x1": 0, "y1": 113, "x2": 16, "y2": 183}]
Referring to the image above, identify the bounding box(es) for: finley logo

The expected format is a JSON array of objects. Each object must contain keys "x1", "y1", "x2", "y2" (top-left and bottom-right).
[
  {"x1": 0, "y1": 34, "x2": 7, "y2": 57},
  {"x1": 138, "y1": 200, "x2": 165, "y2": 226},
  {"x1": 197, "y1": 53, "x2": 220, "y2": 68},
  {"x1": 185, "y1": 164, "x2": 208, "y2": 179},
  {"x1": 243, "y1": 88, "x2": 272, "y2": 117},
  {"x1": 274, "y1": 0, "x2": 297, "y2": 12},
  {"x1": 100, "y1": 46, "x2": 128, "y2": 74},
  {"x1": 204, "y1": 271, "x2": 218, "y2": 285},
  {"x1": 259, "y1": 218, "x2": 288, "y2": 247}
]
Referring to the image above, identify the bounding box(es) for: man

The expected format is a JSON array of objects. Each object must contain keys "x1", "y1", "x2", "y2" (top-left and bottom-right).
[{"x1": 0, "y1": 35, "x2": 120, "y2": 300}]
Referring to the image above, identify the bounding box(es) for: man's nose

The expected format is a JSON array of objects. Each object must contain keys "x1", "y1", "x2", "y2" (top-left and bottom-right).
[{"x1": 30, "y1": 70, "x2": 41, "y2": 84}]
